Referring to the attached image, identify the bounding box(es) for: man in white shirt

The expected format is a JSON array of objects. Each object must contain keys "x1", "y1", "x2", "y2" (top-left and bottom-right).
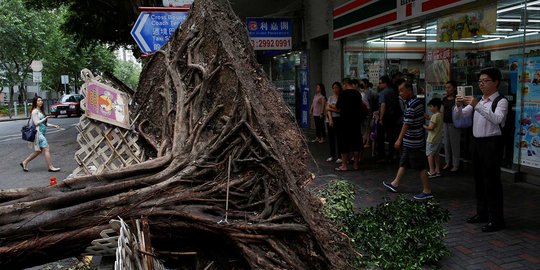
[{"x1": 455, "y1": 67, "x2": 508, "y2": 232}]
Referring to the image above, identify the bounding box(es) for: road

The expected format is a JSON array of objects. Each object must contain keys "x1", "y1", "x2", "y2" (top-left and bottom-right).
[{"x1": 0, "y1": 116, "x2": 81, "y2": 189}]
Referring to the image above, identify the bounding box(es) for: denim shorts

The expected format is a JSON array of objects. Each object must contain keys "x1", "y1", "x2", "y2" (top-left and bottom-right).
[{"x1": 425, "y1": 142, "x2": 442, "y2": 156}]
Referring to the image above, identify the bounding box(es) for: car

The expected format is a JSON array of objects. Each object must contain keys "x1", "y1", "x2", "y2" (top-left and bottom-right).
[{"x1": 50, "y1": 94, "x2": 85, "y2": 117}]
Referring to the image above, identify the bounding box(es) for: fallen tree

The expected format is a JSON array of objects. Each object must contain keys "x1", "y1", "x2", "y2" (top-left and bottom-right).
[{"x1": 0, "y1": 0, "x2": 356, "y2": 268}]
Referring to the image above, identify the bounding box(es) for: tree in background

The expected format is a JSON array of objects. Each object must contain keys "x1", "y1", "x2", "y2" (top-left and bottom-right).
[
  {"x1": 40, "y1": 6, "x2": 117, "y2": 95},
  {"x1": 113, "y1": 60, "x2": 142, "y2": 91},
  {"x1": 0, "y1": 0, "x2": 120, "y2": 118},
  {"x1": 24, "y1": 0, "x2": 161, "y2": 49},
  {"x1": 0, "y1": 0, "x2": 55, "y2": 113}
]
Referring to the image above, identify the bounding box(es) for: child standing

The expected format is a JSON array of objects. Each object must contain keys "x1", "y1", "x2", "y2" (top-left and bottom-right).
[{"x1": 423, "y1": 98, "x2": 443, "y2": 178}]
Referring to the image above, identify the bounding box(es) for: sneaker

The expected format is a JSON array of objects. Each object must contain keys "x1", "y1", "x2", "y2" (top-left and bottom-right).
[
  {"x1": 326, "y1": 157, "x2": 334, "y2": 162},
  {"x1": 335, "y1": 158, "x2": 342, "y2": 164},
  {"x1": 383, "y1": 181, "x2": 398, "y2": 193},
  {"x1": 413, "y1": 192, "x2": 434, "y2": 200}
]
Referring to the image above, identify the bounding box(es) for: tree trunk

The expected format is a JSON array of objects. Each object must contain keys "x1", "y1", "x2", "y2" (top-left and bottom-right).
[{"x1": 0, "y1": 0, "x2": 356, "y2": 269}]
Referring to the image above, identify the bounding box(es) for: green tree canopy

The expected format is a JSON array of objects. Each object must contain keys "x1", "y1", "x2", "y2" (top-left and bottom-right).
[
  {"x1": 113, "y1": 60, "x2": 142, "y2": 91},
  {"x1": 0, "y1": 0, "x2": 55, "y2": 96},
  {"x1": 24, "y1": 0, "x2": 162, "y2": 49}
]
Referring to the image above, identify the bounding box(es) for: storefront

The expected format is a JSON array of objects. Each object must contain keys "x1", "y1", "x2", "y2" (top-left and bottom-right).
[
  {"x1": 247, "y1": 17, "x2": 310, "y2": 128},
  {"x1": 333, "y1": 0, "x2": 540, "y2": 183}
]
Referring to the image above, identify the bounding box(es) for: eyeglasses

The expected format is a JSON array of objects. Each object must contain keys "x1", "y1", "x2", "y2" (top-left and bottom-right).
[{"x1": 478, "y1": 79, "x2": 493, "y2": 84}]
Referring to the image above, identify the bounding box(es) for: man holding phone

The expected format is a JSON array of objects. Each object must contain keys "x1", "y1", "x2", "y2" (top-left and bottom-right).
[{"x1": 454, "y1": 67, "x2": 508, "y2": 232}]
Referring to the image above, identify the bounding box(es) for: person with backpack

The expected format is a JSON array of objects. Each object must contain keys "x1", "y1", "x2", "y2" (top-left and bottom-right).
[{"x1": 455, "y1": 67, "x2": 508, "y2": 232}]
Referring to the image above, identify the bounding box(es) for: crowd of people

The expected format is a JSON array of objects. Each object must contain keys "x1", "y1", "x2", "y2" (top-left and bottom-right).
[{"x1": 310, "y1": 67, "x2": 508, "y2": 232}]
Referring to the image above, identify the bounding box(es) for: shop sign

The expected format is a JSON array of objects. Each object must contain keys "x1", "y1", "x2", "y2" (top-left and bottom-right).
[
  {"x1": 85, "y1": 81, "x2": 130, "y2": 129},
  {"x1": 513, "y1": 55, "x2": 540, "y2": 168},
  {"x1": 131, "y1": 10, "x2": 189, "y2": 54},
  {"x1": 437, "y1": 5, "x2": 496, "y2": 42},
  {"x1": 246, "y1": 18, "x2": 292, "y2": 51},
  {"x1": 333, "y1": 0, "x2": 475, "y2": 40}
]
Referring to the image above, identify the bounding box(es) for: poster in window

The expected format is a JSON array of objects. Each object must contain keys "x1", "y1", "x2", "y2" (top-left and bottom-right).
[
  {"x1": 513, "y1": 55, "x2": 540, "y2": 168},
  {"x1": 437, "y1": 5, "x2": 496, "y2": 42}
]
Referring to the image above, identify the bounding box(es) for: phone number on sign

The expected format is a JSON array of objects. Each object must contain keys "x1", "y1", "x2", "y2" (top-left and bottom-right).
[{"x1": 250, "y1": 38, "x2": 291, "y2": 50}]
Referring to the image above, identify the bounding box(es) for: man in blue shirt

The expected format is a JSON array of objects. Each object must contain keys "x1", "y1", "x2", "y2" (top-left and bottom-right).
[{"x1": 383, "y1": 81, "x2": 432, "y2": 200}]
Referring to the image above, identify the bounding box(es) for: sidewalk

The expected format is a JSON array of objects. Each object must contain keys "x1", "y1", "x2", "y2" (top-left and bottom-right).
[
  {"x1": 304, "y1": 129, "x2": 540, "y2": 270},
  {"x1": 0, "y1": 115, "x2": 29, "y2": 122}
]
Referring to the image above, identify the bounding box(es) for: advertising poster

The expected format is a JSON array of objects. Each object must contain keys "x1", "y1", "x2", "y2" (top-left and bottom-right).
[
  {"x1": 425, "y1": 48, "x2": 451, "y2": 83},
  {"x1": 86, "y1": 81, "x2": 130, "y2": 129},
  {"x1": 437, "y1": 5, "x2": 496, "y2": 42},
  {"x1": 514, "y1": 55, "x2": 540, "y2": 168},
  {"x1": 246, "y1": 18, "x2": 292, "y2": 51}
]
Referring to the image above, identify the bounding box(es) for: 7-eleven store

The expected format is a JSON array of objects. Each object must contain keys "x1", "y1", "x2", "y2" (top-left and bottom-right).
[{"x1": 332, "y1": 0, "x2": 540, "y2": 183}]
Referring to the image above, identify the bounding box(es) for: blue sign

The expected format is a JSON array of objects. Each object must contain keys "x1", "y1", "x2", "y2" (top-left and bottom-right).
[
  {"x1": 131, "y1": 11, "x2": 188, "y2": 54},
  {"x1": 298, "y1": 53, "x2": 309, "y2": 128}
]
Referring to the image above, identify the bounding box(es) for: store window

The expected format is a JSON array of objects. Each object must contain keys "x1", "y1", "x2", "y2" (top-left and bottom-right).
[{"x1": 342, "y1": 0, "x2": 540, "y2": 171}]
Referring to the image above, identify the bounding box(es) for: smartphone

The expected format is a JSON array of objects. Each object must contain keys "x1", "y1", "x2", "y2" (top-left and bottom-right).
[{"x1": 457, "y1": 86, "x2": 473, "y2": 97}]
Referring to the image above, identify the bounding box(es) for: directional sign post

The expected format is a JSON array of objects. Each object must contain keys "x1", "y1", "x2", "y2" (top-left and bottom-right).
[{"x1": 131, "y1": 9, "x2": 189, "y2": 54}]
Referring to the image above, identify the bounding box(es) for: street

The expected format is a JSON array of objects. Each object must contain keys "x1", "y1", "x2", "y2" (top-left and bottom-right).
[{"x1": 0, "y1": 116, "x2": 81, "y2": 189}]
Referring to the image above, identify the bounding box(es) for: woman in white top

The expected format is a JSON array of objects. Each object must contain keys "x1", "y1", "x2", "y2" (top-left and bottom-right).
[
  {"x1": 310, "y1": 83, "x2": 327, "y2": 143},
  {"x1": 20, "y1": 96, "x2": 62, "y2": 172}
]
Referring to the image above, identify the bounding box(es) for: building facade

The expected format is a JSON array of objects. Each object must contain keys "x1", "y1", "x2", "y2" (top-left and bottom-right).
[{"x1": 284, "y1": 0, "x2": 540, "y2": 183}]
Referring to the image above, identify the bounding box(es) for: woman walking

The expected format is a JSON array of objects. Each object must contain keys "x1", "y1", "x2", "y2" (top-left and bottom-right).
[
  {"x1": 20, "y1": 96, "x2": 62, "y2": 172},
  {"x1": 310, "y1": 83, "x2": 327, "y2": 143}
]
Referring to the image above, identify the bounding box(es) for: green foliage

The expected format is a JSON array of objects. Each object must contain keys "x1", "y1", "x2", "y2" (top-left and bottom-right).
[
  {"x1": 0, "y1": 0, "x2": 56, "y2": 93},
  {"x1": 317, "y1": 180, "x2": 356, "y2": 234},
  {"x1": 113, "y1": 60, "x2": 142, "y2": 90},
  {"x1": 317, "y1": 180, "x2": 451, "y2": 270},
  {"x1": 40, "y1": 8, "x2": 117, "y2": 93}
]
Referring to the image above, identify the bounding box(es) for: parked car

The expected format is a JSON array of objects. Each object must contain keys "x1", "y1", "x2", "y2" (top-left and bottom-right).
[{"x1": 50, "y1": 94, "x2": 84, "y2": 117}]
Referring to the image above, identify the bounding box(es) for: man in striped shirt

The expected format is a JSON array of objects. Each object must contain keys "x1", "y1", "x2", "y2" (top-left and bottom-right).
[{"x1": 383, "y1": 81, "x2": 433, "y2": 200}]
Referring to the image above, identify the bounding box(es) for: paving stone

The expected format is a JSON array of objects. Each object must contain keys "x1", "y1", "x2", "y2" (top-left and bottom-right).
[
  {"x1": 304, "y1": 134, "x2": 540, "y2": 269},
  {"x1": 519, "y1": 253, "x2": 540, "y2": 264}
]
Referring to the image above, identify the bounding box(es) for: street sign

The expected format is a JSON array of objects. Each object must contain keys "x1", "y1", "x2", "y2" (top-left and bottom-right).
[
  {"x1": 32, "y1": 71, "x2": 42, "y2": 83},
  {"x1": 61, "y1": 75, "x2": 69, "y2": 84},
  {"x1": 246, "y1": 18, "x2": 292, "y2": 51},
  {"x1": 130, "y1": 10, "x2": 189, "y2": 54},
  {"x1": 30, "y1": 60, "x2": 43, "y2": 72}
]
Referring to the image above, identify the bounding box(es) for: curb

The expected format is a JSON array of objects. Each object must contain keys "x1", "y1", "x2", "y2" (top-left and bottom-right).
[{"x1": 0, "y1": 116, "x2": 29, "y2": 122}]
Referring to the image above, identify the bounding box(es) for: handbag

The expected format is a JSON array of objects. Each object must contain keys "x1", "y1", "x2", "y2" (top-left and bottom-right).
[
  {"x1": 21, "y1": 119, "x2": 37, "y2": 142},
  {"x1": 452, "y1": 105, "x2": 472, "y2": 129}
]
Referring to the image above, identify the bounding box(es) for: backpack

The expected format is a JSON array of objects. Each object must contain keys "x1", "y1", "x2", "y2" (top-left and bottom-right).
[{"x1": 491, "y1": 95, "x2": 514, "y2": 137}]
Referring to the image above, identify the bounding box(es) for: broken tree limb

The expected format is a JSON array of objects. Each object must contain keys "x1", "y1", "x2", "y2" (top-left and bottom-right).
[{"x1": 0, "y1": 0, "x2": 357, "y2": 269}]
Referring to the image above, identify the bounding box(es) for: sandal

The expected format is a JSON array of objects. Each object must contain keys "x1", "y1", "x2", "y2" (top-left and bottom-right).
[
  {"x1": 334, "y1": 167, "x2": 348, "y2": 172},
  {"x1": 20, "y1": 162, "x2": 28, "y2": 172}
]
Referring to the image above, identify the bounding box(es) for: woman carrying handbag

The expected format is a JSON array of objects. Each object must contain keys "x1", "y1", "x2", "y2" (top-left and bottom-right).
[{"x1": 20, "y1": 96, "x2": 62, "y2": 172}]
